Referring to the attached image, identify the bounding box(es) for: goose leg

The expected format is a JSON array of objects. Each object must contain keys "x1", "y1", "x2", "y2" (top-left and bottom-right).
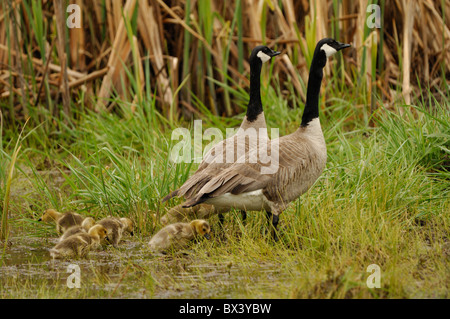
[
  {"x1": 271, "y1": 214, "x2": 279, "y2": 242},
  {"x1": 265, "y1": 211, "x2": 279, "y2": 241},
  {"x1": 240, "y1": 210, "x2": 247, "y2": 223},
  {"x1": 219, "y1": 210, "x2": 245, "y2": 225},
  {"x1": 265, "y1": 211, "x2": 272, "y2": 223},
  {"x1": 218, "y1": 213, "x2": 225, "y2": 226},
  {"x1": 214, "y1": 213, "x2": 228, "y2": 241}
]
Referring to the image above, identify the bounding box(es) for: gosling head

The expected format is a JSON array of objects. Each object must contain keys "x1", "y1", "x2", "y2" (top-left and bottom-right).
[
  {"x1": 190, "y1": 219, "x2": 211, "y2": 240},
  {"x1": 250, "y1": 45, "x2": 281, "y2": 65},
  {"x1": 88, "y1": 224, "x2": 109, "y2": 241},
  {"x1": 120, "y1": 217, "x2": 134, "y2": 236},
  {"x1": 38, "y1": 209, "x2": 60, "y2": 222},
  {"x1": 81, "y1": 217, "x2": 96, "y2": 231},
  {"x1": 314, "y1": 38, "x2": 351, "y2": 67}
]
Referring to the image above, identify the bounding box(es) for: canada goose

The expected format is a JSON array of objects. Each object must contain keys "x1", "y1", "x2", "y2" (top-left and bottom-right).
[
  {"x1": 59, "y1": 217, "x2": 96, "y2": 242},
  {"x1": 181, "y1": 38, "x2": 351, "y2": 240},
  {"x1": 97, "y1": 217, "x2": 134, "y2": 247},
  {"x1": 148, "y1": 219, "x2": 211, "y2": 253},
  {"x1": 38, "y1": 209, "x2": 85, "y2": 234},
  {"x1": 49, "y1": 224, "x2": 109, "y2": 259},
  {"x1": 162, "y1": 46, "x2": 281, "y2": 220}
]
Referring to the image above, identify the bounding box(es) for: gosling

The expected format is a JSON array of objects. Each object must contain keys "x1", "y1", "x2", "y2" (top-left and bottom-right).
[
  {"x1": 38, "y1": 209, "x2": 84, "y2": 234},
  {"x1": 160, "y1": 204, "x2": 221, "y2": 226},
  {"x1": 49, "y1": 224, "x2": 108, "y2": 259},
  {"x1": 59, "y1": 217, "x2": 96, "y2": 242},
  {"x1": 97, "y1": 217, "x2": 134, "y2": 247},
  {"x1": 148, "y1": 219, "x2": 211, "y2": 253}
]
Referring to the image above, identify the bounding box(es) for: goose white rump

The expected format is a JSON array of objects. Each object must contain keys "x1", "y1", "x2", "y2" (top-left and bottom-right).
[{"x1": 205, "y1": 189, "x2": 270, "y2": 211}]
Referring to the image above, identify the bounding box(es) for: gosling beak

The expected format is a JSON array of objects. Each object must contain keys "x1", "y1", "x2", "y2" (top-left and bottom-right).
[
  {"x1": 337, "y1": 42, "x2": 351, "y2": 51},
  {"x1": 204, "y1": 233, "x2": 211, "y2": 240},
  {"x1": 130, "y1": 231, "x2": 134, "y2": 236},
  {"x1": 38, "y1": 218, "x2": 42, "y2": 221}
]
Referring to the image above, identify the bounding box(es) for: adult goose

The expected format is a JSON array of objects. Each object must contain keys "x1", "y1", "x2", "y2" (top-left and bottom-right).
[
  {"x1": 162, "y1": 46, "x2": 281, "y2": 221},
  {"x1": 181, "y1": 38, "x2": 350, "y2": 240}
]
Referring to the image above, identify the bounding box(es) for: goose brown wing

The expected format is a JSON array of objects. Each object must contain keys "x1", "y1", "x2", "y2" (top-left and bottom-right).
[
  {"x1": 164, "y1": 131, "x2": 266, "y2": 201},
  {"x1": 183, "y1": 136, "x2": 307, "y2": 206}
]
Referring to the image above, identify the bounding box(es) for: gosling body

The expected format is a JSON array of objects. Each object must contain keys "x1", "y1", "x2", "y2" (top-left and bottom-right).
[
  {"x1": 39, "y1": 209, "x2": 85, "y2": 234},
  {"x1": 49, "y1": 224, "x2": 108, "y2": 259},
  {"x1": 148, "y1": 219, "x2": 211, "y2": 253},
  {"x1": 161, "y1": 204, "x2": 228, "y2": 225},
  {"x1": 97, "y1": 217, "x2": 134, "y2": 247},
  {"x1": 59, "y1": 217, "x2": 96, "y2": 242}
]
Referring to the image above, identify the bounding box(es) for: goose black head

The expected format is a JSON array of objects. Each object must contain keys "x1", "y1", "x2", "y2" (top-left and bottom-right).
[
  {"x1": 313, "y1": 38, "x2": 351, "y2": 67},
  {"x1": 250, "y1": 46, "x2": 281, "y2": 64}
]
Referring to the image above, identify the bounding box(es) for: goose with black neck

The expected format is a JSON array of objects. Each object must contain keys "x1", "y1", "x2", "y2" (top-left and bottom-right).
[
  {"x1": 162, "y1": 46, "x2": 280, "y2": 223},
  {"x1": 181, "y1": 38, "x2": 350, "y2": 241}
]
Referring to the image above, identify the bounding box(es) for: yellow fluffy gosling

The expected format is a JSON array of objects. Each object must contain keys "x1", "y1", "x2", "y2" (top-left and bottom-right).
[
  {"x1": 148, "y1": 219, "x2": 211, "y2": 253},
  {"x1": 38, "y1": 209, "x2": 84, "y2": 234},
  {"x1": 49, "y1": 224, "x2": 108, "y2": 259},
  {"x1": 59, "y1": 217, "x2": 96, "y2": 242},
  {"x1": 97, "y1": 217, "x2": 134, "y2": 247}
]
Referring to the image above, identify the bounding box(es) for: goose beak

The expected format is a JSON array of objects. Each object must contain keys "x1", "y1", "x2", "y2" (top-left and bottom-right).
[
  {"x1": 204, "y1": 233, "x2": 211, "y2": 240},
  {"x1": 337, "y1": 42, "x2": 351, "y2": 51},
  {"x1": 270, "y1": 50, "x2": 281, "y2": 57}
]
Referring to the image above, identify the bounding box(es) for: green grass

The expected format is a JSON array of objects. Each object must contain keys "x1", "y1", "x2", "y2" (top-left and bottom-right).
[{"x1": 0, "y1": 72, "x2": 449, "y2": 298}]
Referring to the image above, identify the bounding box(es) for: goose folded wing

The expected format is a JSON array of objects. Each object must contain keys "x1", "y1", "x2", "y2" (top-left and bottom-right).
[
  {"x1": 187, "y1": 138, "x2": 310, "y2": 204},
  {"x1": 164, "y1": 136, "x2": 239, "y2": 202},
  {"x1": 177, "y1": 136, "x2": 255, "y2": 198},
  {"x1": 189, "y1": 161, "x2": 274, "y2": 203}
]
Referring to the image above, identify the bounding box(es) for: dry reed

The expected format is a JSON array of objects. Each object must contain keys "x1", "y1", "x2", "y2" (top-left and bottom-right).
[{"x1": 0, "y1": 0, "x2": 448, "y2": 122}]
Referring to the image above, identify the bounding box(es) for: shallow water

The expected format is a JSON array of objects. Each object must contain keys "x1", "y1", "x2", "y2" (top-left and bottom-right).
[
  {"x1": 0, "y1": 232, "x2": 291, "y2": 298},
  {"x1": 0, "y1": 167, "x2": 294, "y2": 298}
]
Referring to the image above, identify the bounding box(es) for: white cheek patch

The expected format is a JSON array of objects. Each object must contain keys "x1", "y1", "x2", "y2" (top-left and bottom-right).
[
  {"x1": 320, "y1": 43, "x2": 337, "y2": 57},
  {"x1": 257, "y1": 51, "x2": 271, "y2": 63}
]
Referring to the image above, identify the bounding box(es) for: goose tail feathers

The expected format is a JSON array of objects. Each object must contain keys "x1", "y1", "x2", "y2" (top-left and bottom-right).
[{"x1": 162, "y1": 189, "x2": 179, "y2": 203}]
